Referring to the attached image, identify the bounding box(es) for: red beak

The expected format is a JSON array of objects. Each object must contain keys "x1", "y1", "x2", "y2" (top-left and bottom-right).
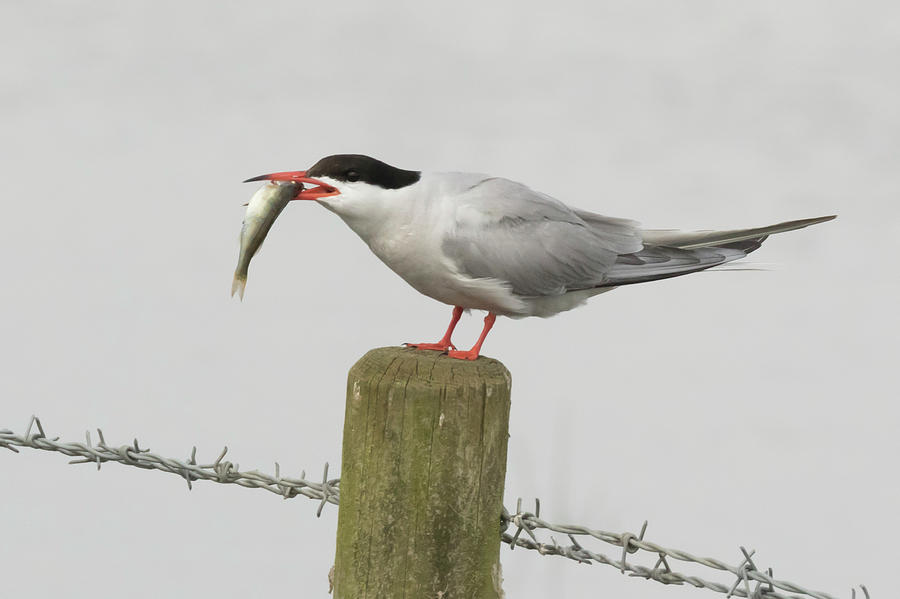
[{"x1": 243, "y1": 170, "x2": 340, "y2": 200}]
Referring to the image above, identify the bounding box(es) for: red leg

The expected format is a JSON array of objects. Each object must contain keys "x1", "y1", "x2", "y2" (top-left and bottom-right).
[
  {"x1": 446, "y1": 312, "x2": 496, "y2": 361},
  {"x1": 406, "y1": 306, "x2": 464, "y2": 352}
]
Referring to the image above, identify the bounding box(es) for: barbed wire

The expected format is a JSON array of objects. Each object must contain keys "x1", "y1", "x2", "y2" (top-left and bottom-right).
[
  {"x1": 2, "y1": 416, "x2": 868, "y2": 599},
  {"x1": 0, "y1": 415, "x2": 338, "y2": 513},
  {"x1": 499, "y1": 499, "x2": 868, "y2": 599}
]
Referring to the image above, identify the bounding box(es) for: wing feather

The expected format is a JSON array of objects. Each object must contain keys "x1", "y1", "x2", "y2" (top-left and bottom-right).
[
  {"x1": 440, "y1": 178, "x2": 833, "y2": 297},
  {"x1": 442, "y1": 178, "x2": 641, "y2": 296},
  {"x1": 641, "y1": 215, "x2": 835, "y2": 249}
]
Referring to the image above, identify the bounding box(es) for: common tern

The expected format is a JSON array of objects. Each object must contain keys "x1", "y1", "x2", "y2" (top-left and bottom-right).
[{"x1": 245, "y1": 154, "x2": 834, "y2": 360}]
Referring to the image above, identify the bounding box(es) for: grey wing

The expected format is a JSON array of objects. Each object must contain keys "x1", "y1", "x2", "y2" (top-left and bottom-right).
[
  {"x1": 603, "y1": 241, "x2": 761, "y2": 286},
  {"x1": 442, "y1": 178, "x2": 643, "y2": 296},
  {"x1": 578, "y1": 205, "x2": 765, "y2": 286}
]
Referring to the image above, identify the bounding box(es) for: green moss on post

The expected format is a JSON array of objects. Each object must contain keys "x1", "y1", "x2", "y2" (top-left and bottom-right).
[{"x1": 333, "y1": 347, "x2": 512, "y2": 599}]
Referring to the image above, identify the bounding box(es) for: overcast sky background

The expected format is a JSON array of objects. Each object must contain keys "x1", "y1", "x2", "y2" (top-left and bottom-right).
[{"x1": 2, "y1": 2, "x2": 898, "y2": 597}]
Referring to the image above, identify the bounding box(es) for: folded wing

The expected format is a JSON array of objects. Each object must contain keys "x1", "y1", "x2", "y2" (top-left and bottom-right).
[
  {"x1": 444, "y1": 180, "x2": 834, "y2": 296},
  {"x1": 442, "y1": 178, "x2": 642, "y2": 296}
]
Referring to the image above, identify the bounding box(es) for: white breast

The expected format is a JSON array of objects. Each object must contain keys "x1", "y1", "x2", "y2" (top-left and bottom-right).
[{"x1": 318, "y1": 173, "x2": 528, "y2": 315}]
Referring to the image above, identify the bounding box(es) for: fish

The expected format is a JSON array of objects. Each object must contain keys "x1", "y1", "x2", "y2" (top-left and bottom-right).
[{"x1": 231, "y1": 181, "x2": 301, "y2": 300}]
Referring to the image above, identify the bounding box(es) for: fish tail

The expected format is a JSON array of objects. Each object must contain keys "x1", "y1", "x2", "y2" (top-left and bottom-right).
[{"x1": 231, "y1": 274, "x2": 247, "y2": 300}]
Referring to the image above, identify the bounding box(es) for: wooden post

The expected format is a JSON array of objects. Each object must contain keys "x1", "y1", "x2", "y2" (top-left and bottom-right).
[{"x1": 333, "y1": 347, "x2": 512, "y2": 599}]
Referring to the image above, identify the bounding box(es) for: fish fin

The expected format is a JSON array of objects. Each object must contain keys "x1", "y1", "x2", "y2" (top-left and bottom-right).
[{"x1": 231, "y1": 275, "x2": 247, "y2": 301}]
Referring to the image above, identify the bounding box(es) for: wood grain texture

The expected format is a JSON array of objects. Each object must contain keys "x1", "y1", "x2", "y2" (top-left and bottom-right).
[{"x1": 333, "y1": 347, "x2": 512, "y2": 599}]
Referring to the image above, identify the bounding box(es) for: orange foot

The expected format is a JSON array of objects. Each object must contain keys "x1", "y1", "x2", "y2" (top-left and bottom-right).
[
  {"x1": 405, "y1": 342, "x2": 456, "y2": 352},
  {"x1": 446, "y1": 349, "x2": 480, "y2": 361}
]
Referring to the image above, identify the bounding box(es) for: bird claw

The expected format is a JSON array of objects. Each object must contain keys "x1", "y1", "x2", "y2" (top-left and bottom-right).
[
  {"x1": 405, "y1": 342, "x2": 457, "y2": 352},
  {"x1": 445, "y1": 349, "x2": 480, "y2": 361}
]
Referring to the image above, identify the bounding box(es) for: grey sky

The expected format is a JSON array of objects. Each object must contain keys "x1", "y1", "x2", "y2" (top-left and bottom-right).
[{"x1": 2, "y1": 1, "x2": 897, "y2": 597}]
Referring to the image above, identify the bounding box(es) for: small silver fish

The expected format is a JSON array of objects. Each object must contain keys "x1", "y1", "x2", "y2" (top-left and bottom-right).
[{"x1": 232, "y1": 181, "x2": 300, "y2": 300}]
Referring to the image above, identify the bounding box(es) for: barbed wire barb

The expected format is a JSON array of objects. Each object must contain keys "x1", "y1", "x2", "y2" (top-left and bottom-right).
[
  {"x1": 1, "y1": 416, "x2": 867, "y2": 599},
  {"x1": 3, "y1": 416, "x2": 340, "y2": 506}
]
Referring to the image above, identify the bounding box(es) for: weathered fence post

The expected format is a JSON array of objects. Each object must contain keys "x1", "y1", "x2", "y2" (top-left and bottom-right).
[{"x1": 332, "y1": 347, "x2": 512, "y2": 598}]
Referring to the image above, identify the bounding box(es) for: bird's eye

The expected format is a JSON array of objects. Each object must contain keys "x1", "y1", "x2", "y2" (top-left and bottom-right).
[{"x1": 346, "y1": 170, "x2": 360, "y2": 182}]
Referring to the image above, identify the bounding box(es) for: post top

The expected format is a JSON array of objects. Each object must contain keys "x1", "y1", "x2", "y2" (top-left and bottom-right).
[{"x1": 351, "y1": 346, "x2": 511, "y2": 388}]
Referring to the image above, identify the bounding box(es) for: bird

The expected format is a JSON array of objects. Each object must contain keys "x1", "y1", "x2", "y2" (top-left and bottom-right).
[{"x1": 245, "y1": 154, "x2": 835, "y2": 360}]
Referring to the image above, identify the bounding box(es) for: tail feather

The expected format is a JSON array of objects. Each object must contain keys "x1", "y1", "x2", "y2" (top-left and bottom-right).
[
  {"x1": 640, "y1": 215, "x2": 835, "y2": 249},
  {"x1": 598, "y1": 215, "x2": 834, "y2": 288}
]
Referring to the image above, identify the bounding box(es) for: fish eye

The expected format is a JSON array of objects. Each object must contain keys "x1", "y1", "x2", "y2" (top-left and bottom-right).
[{"x1": 346, "y1": 170, "x2": 360, "y2": 182}]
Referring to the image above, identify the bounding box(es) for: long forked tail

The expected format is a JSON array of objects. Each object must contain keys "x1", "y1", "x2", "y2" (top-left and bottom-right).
[
  {"x1": 640, "y1": 215, "x2": 836, "y2": 249},
  {"x1": 601, "y1": 215, "x2": 835, "y2": 287}
]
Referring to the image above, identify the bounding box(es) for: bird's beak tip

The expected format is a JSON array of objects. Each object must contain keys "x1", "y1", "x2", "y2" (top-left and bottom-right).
[{"x1": 243, "y1": 170, "x2": 309, "y2": 184}]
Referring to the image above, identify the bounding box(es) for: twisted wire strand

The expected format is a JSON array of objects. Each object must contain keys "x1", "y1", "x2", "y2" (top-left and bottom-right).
[
  {"x1": 0, "y1": 416, "x2": 339, "y2": 507},
  {"x1": 1, "y1": 417, "x2": 867, "y2": 599}
]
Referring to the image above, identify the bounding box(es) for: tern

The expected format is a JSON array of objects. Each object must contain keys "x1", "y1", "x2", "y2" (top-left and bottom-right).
[{"x1": 245, "y1": 154, "x2": 834, "y2": 360}]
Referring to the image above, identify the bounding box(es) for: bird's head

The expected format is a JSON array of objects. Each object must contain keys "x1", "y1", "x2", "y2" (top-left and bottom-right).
[{"x1": 244, "y1": 154, "x2": 421, "y2": 214}]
